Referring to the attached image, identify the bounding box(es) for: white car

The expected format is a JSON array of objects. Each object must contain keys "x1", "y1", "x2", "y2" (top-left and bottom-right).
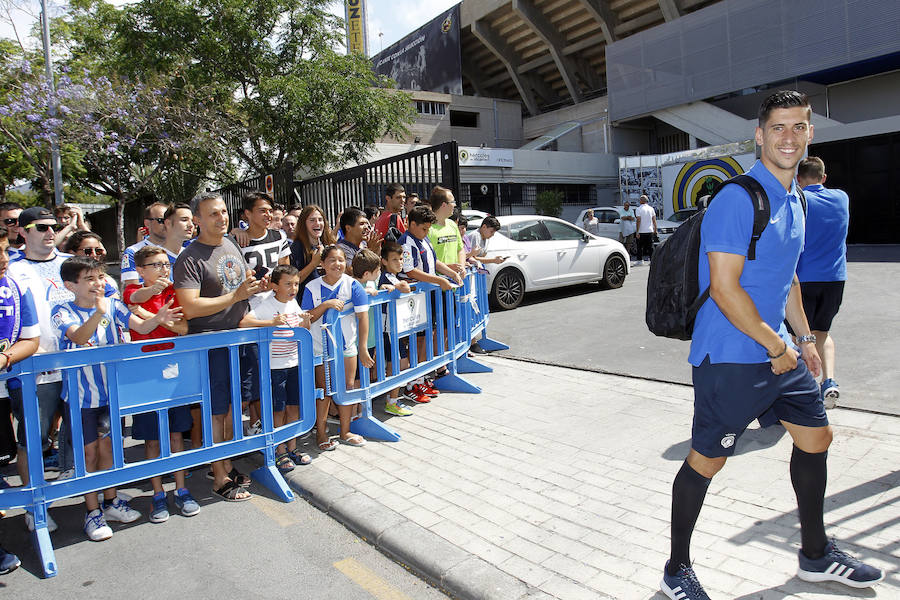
[
  {"x1": 479, "y1": 215, "x2": 630, "y2": 310},
  {"x1": 574, "y1": 206, "x2": 680, "y2": 244}
]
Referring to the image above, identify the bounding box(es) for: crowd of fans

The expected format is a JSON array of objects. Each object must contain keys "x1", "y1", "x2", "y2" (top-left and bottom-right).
[{"x1": 0, "y1": 184, "x2": 504, "y2": 572}]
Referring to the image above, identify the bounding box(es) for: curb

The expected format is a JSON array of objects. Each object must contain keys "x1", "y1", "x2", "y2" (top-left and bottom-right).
[{"x1": 285, "y1": 466, "x2": 539, "y2": 600}]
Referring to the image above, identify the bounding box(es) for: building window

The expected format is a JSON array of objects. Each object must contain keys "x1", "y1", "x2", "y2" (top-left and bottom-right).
[
  {"x1": 415, "y1": 101, "x2": 447, "y2": 115},
  {"x1": 450, "y1": 110, "x2": 479, "y2": 128}
]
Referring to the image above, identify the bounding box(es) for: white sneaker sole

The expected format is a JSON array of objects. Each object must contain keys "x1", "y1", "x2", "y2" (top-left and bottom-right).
[
  {"x1": 86, "y1": 528, "x2": 113, "y2": 542},
  {"x1": 659, "y1": 579, "x2": 681, "y2": 600},
  {"x1": 798, "y1": 567, "x2": 884, "y2": 588}
]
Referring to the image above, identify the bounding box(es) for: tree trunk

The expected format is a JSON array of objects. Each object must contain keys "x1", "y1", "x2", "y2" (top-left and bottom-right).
[{"x1": 116, "y1": 198, "x2": 126, "y2": 258}]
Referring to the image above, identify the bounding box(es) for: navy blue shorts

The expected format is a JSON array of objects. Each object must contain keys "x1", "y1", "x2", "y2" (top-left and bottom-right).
[
  {"x1": 691, "y1": 356, "x2": 828, "y2": 458},
  {"x1": 271, "y1": 367, "x2": 300, "y2": 413},
  {"x1": 131, "y1": 406, "x2": 193, "y2": 440},
  {"x1": 81, "y1": 406, "x2": 110, "y2": 445},
  {"x1": 239, "y1": 344, "x2": 261, "y2": 404},
  {"x1": 208, "y1": 347, "x2": 233, "y2": 416},
  {"x1": 383, "y1": 334, "x2": 409, "y2": 360}
]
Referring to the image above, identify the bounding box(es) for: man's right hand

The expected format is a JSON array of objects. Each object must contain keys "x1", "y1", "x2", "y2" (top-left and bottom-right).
[
  {"x1": 438, "y1": 277, "x2": 453, "y2": 291},
  {"x1": 235, "y1": 270, "x2": 263, "y2": 301},
  {"x1": 230, "y1": 228, "x2": 250, "y2": 248}
]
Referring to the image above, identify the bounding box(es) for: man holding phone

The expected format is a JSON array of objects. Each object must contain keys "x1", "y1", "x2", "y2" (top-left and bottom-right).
[{"x1": 464, "y1": 215, "x2": 509, "y2": 267}]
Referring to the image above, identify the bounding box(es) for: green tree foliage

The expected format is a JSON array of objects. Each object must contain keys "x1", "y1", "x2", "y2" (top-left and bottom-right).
[
  {"x1": 535, "y1": 189, "x2": 563, "y2": 218},
  {"x1": 63, "y1": 0, "x2": 414, "y2": 178}
]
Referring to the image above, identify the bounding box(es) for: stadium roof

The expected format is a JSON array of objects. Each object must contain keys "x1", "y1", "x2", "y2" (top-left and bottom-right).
[{"x1": 458, "y1": 0, "x2": 723, "y2": 115}]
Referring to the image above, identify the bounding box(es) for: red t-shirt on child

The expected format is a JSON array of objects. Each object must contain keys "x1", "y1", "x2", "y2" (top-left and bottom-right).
[{"x1": 122, "y1": 283, "x2": 181, "y2": 341}]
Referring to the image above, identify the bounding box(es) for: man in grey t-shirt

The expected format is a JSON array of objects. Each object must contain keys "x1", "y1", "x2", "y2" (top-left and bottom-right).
[{"x1": 174, "y1": 192, "x2": 262, "y2": 502}]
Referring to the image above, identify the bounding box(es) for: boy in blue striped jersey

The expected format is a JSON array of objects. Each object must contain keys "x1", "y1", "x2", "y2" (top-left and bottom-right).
[{"x1": 52, "y1": 257, "x2": 181, "y2": 541}]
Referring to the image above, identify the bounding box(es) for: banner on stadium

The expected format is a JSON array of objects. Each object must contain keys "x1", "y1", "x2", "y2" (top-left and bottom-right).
[
  {"x1": 345, "y1": 0, "x2": 368, "y2": 55},
  {"x1": 372, "y1": 4, "x2": 462, "y2": 95}
]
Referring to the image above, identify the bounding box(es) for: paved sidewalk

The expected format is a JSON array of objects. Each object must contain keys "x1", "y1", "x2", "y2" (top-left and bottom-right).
[{"x1": 287, "y1": 356, "x2": 899, "y2": 600}]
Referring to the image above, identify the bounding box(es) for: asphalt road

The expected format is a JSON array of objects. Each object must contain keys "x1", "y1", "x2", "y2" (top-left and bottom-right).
[
  {"x1": 1, "y1": 453, "x2": 449, "y2": 600},
  {"x1": 485, "y1": 245, "x2": 900, "y2": 416}
]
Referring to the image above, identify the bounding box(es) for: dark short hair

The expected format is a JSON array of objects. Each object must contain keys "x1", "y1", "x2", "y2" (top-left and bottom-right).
[
  {"x1": 385, "y1": 183, "x2": 405, "y2": 198},
  {"x1": 134, "y1": 245, "x2": 168, "y2": 266},
  {"x1": 270, "y1": 264, "x2": 299, "y2": 285},
  {"x1": 364, "y1": 205, "x2": 379, "y2": 221},
  {"x1": 53, "y1": 204, "x2": 72, "y2": 217},
  {"x1": 144, "y1": 202, "x2": 170, "y2": 220},
  {"x1": 352, "y1": 249, "x2": 381, "y2": 279},
  {"x1": 242, "y1": 190, "x2": 273, "y2": 213},
  {"x1": 0, "y1": 224, "x2": 7, "y2": 241},
  {"x1": 0, "y1": 202, "x2": 23, "y2": 213},
  {"x1": 321, "y1": 245, "x2": 346, "y2": 262},
  {"x1": 190, "y1": 192, "x2": 223, "y2": 214},
  {"x1": 273, "y1": 203, "x2": 285, "y2": 213},
  {"x1": 60, "y1": 256, "x2": 104, "y2": 283},
  {"x1": 456, "y1": 214, "x2": 468, "y2": 229},
  {"x1": 63, "y1": 231, "x2": 103, "y2": 254},
  {"x1": 408, "y1": 205, "x2": 436, "y2": 226},
  {"x1": 428, "y1": 186, "x2": 454, "y2": 211},
  {"x1": 164, "y1": 202, "x2": 192, "y2": 221},
  {"x1": 481, "y1": 216, "x2": 501, "y2": 230},
  {"x1": 758, "y1": 90, "x2": 811, "y2": 127},
  {"x1": 339, "y1": 207, "x2": 365, "y2": 234},
  {"x1": 797, "y1": 156, "x2": 825, "y2": 181},
  {"x1": 381, "y1": 240, "x2": 402, "y2": 259}
]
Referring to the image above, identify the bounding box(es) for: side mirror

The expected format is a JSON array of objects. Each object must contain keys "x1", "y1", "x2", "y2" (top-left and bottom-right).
[
  {"x1": 582, "y1": 233, "x2": 591, "y2": 242},
  {"x1": 614, "y1": 219, "x2": 621, "y2": 224}
]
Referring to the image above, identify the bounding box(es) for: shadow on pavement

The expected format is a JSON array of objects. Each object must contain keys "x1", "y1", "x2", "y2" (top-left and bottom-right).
[{"x1": 732, "y1": 579, "x2": 878, "y2": 599}]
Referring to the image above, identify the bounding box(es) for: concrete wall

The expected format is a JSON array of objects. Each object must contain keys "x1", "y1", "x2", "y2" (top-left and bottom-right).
[
  {"x1": 523, "y1": 96, "x2": 610, "y2": 153},
  {"x1": 828, "y1": 70, "x2": 900, "y2": 122},
  {"x1": 449, "y1": 95, "x2": 523, "y2": 148}
]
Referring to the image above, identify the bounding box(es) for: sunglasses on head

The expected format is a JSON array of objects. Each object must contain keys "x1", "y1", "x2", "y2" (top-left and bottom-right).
[
  {"x1": 81, "y1": 247, "x2": 106, "y2": 256},
  {"x1": 2, "y1": 218, "x2": 17, "y2": 226},
  {"x1": 25, "y1": 223, "x2": 58, "y2": 233}
]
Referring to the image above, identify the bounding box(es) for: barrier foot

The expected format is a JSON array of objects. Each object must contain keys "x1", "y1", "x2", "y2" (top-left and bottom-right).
[
  {"x1": 251, "y1": 464, "x2": 295, "y2": 503},
  {"x1": 32, "y1": 523, "x2": 58, "y2": 578},
  {"x1": 477, "y1": 336, "x2": 509, "y2": 352},
  {"x1": 433, "y1": 373, "x2": 481, "y2": 394},
  {"x1": 456, "y1": 355, "x2": 493, "y2": 374},
  {"x1": 351, "y1": 415, "x2": 401, "y2": 443}
]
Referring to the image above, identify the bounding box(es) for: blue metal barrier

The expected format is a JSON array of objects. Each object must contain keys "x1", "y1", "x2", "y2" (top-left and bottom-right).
[{"x1": 0, "y1": 271, "x2": 504, "y2": 578}]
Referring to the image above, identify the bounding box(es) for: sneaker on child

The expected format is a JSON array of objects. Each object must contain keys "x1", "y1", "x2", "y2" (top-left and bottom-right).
[
  {"x1": 385, "y1": 402, "x2": 413, "y2": 417},
  {"x1": 149, "y1": 491, "x2": 169, "y2": 523},
  {"x1": 103, "y1": 497, "x2": 141, "y2": 523},
  {"x1": 0, "y1": 545, "x2": 20, "y2": 575},
  {"x1": 174, "y1": 488, "x2": 201, "y2": 517},
  {"x1": 25, "y1": 510, "x2": 58, "y2": 533},
  {"x1": 84, "y1": 509, "x2": 113, "y2": 541}
]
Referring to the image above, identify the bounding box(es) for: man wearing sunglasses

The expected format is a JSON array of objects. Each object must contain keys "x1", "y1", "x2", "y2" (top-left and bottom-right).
[
  {"x1": 121, "y1": 202, "x2": 170, "y2": 285},
  {"x1": 7, "y1": 208, "x2": 118, "y2": 483},
  {"x1": 0, "y1": 202, "x2": 24, "y2": 253}
]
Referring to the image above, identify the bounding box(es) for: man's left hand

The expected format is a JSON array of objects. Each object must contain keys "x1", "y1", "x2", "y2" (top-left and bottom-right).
[{"x1": 799, "y1": 342, "x2": 822, "y2": 378}]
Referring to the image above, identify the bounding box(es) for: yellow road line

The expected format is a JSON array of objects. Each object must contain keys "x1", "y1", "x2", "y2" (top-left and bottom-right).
[
  {"x1": 250, "y1": 495, "x2": 299, "y2": 528},
  {"x1": 333, "y1": 557, "x2": 414, "y2": 600}
]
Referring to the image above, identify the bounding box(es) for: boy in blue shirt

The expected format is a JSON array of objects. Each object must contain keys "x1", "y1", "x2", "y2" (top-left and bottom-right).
[{"x1": 52, "y1": 256, "x2": 181, "y2": 541}]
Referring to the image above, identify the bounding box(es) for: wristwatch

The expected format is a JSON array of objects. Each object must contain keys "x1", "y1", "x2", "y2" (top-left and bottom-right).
[{"x1": 797, "y1": 334, "x2": 817, "y2": 344}]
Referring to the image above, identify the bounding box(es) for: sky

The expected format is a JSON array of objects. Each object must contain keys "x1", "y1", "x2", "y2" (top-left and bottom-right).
[{"x1": 0, "y1": 0, "x2": 461, "y2": 57}]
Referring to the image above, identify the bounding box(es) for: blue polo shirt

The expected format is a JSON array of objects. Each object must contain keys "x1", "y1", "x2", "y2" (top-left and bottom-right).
[
  {"x1": 689, "y1": 160, "x2": 805, "y2": 366},
  {"x1": 795, "y1": 183, "x2": 848, "y2": 282}
]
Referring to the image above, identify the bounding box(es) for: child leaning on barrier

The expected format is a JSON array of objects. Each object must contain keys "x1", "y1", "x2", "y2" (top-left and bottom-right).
[
  {"x1": 301, "y1": 246, "x2": 372, "y2": 451},
  {"x1": 239, "y1": 264, "x2": 312, "y2": 473},
  {"x1": 122, "y1": 245, "x2": 199, "y2": 524},
  {"x1": 378, "y1": 242, "x2": 427, "y2": 414},
  {"x1": 52, "y1": 256, "x2": 181, "y2": 542},
  {"x1": 351, "y1": 249, "x2": 383, "y2": 379}
]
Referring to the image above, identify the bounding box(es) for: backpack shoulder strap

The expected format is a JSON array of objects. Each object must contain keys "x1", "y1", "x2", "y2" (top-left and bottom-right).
[
  {"x1": 711, "y1": 174, "x2": 769, "y2": 261},
  {"x1": 797, "y1": 187, "x2": 807, "y2": 217}
]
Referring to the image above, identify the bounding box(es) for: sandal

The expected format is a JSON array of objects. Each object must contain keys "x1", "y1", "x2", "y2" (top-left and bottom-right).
[
  {"x1": 317, "y1": 439, "x2": 338, "y2": 452},
  {"x1": 276, "y1": 453, "x2": 296, "y2": 474},
  {"x1": 339, "y1": 434, "x2": 366, "y2": 447},
  {"x1": 288, "y1": 450, "x2": 312, "y2": 466},
  {"x1": 205, "y1": 467, "x2": 251, "y2": 487},
  {"x1": 213, "y1": 480, "x2": 252, "y2": 502}
]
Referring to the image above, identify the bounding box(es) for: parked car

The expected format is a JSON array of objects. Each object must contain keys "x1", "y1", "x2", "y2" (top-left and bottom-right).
[
  {"x1": 669, "y1": 208, "x2": 699, "y2": 223},
  {"x1": 574, "y1": 206, "x2": 680, "y2": 244},
  {"x1": 479, "y1": 215, "x2": 630, "y2": 310}
]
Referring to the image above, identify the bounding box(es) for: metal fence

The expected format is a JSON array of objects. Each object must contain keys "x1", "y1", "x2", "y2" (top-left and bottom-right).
[
  {"x1": 211, "y1": 162, "x2": 297, "y2": 223},
  {"x1": 296, "y1": 142, "x2": 461, "y2": 225}
]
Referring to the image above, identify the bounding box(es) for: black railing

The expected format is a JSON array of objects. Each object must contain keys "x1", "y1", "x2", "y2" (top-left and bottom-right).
[
  {"x1": 296, "y1": 142, "x2": 461, "y2": 224},
  {"x1": 211, "y1": 162, "x2": 297, "y2": 223}
]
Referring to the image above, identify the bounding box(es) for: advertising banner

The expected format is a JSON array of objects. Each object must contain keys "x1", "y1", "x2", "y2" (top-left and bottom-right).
[
  {"x1": 345, "y1": 0, "x2": 368, "y2": 55},
  {"x1": 395, "y1": 293, "x2": 429, "y2": 335},
  {"x1": 372, "y1": 4, "x2": 462, "y2": 95},
  {"x1": 458, "y1": 147, "x2": 515, "y2": 168}
]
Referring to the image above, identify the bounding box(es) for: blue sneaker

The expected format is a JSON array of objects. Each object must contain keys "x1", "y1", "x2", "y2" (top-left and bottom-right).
[
  {"x1": 662, "y1": 561, "x2": 711, "y2": 600},
  {"x1": 0, "y1": 546, "x2": 20, "y2": 575},
  {"x1": 149, "y1": 491, "x2": 169, "y2": 523},
  {"x1": 798, "y1": 539, "x2": 884, "y2": 588},
  {"x1": 821, "y1": 378, "x2": 839, "y2": 409},
  {"x1": 174, "y1": 488, "x2": 200, "y2": 517},
  {"x1": 43, "y1": 451, "x2": 60, "y2": 472}
]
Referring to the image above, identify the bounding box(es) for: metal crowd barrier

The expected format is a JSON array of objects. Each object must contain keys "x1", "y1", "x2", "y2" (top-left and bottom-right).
[{"x1": 0, "y1": 271, "x2": 505, "y2": 578}]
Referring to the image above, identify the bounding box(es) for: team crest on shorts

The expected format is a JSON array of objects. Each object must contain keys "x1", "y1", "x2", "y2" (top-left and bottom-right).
[{"x1": 720, "y1": 433, "x2": 736, "y2": 449}]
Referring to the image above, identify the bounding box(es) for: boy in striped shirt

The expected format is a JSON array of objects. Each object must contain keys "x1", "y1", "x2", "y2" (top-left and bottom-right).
[
  {"x1": 240, "y1": 265, "x2": 311, "y2": 472},
  {"x1": 52, "y1": 256, "x2": 181, "y2": 541}
]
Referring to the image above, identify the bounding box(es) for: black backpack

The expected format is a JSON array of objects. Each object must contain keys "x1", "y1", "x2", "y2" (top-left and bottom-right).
[
  {"x1": 645, "y1": 174, "x2": 806, "y2": 340},
  {"x1": 384, "y1": 213, "x2": 403, "y2": 242}
]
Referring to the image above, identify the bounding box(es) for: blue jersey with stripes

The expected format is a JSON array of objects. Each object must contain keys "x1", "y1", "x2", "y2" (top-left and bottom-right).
[{"x1": 52, "y1": 299, "x2": 132, "y2": 408}]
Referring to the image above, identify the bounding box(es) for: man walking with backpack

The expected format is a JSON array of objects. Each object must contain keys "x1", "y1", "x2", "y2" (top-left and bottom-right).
[{"x1": 661, "y1": 91, "x2": 882, "y2": 600}]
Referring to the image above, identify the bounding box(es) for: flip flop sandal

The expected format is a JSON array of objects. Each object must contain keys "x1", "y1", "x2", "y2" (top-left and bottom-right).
[
  {"x1": 213, "y1": 480, "x2": 252, "y2": 502},
  {"x1": 339, "y1": 435, "x2": 366, "y2": 447},
  {"x1": 276, "y1": 454, "x2": 296, "y2": 474},
  {"x1": 317, "y1": 439, "x2": 338, "y2": 452},
  {"x1": 288, "y1": 450, "x2": 312, "y2": 466}
]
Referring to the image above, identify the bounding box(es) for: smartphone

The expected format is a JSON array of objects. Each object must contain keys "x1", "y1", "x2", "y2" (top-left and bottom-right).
[{"x1": 253, "y1": 265, "x2": 270, "y2": 279}]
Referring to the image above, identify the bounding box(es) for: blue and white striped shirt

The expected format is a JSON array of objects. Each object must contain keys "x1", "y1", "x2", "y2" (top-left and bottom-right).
[{"x1": 52, "y1": 299, "x2": 132, "y2": 408}]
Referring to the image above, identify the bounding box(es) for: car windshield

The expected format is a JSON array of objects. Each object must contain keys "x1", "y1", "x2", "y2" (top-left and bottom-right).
[{"x1": 670, "y1": 210, "x2": 696, "y2": 223}]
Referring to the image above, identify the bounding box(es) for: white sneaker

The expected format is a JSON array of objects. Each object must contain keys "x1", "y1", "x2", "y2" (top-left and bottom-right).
[
  {"x1": 245, "y1": 419, "x2": 262, "y2": 435},
  {"x1": 25, "y1": 511, "x2": 58, "y2": 533},
  {"x1": 84, "y1": 509, "x2": 113, "y2": 541},
  {"x1": 56, "y1": 468, "x2": 75, "y2": 481},
  {"x1": 103, "y1": 497, "x2": 141, "y2": 523}
]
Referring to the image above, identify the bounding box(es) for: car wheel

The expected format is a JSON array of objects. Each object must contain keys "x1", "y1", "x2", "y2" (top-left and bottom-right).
[
  {"x1": 490, "y1": 269, "x2": 525, "y2": 310},
  {"x1": 601, "y1": 254, "x2": 627, "y2": 289}
]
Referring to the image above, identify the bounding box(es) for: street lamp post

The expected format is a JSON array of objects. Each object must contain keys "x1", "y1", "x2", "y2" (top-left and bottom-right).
[{"x1": 40, "y1": 0, "x2": 64, "y2": 207}]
